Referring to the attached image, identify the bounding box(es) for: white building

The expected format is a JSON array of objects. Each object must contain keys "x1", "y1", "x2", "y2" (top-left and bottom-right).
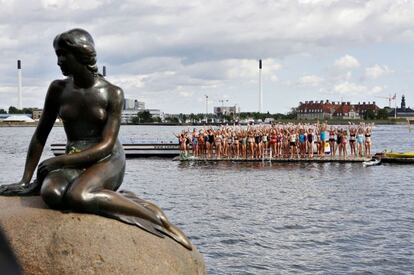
[
  {"x1": 121, "y1": 110, "x2": 139, "y2": 124},
  {"x1": 121, "y1": 109, "x2": 165, "y2": 123},
  {"x1": 124, "y1": 98, "x2": 145, "y2": 111},
  {"x1": 135, "y1": 101, "x2": 145, "y2": 111},
  {"x1": 122, "y1": 98, "x2": 147, "y2": 123},
  {"x1": 213, "y1": 106, "x2": 240, "y2": 116}
]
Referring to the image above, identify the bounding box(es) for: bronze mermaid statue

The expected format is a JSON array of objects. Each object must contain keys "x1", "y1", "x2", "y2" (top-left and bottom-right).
[{"x1": 0, "y1": 28, "x2": 192, "y2": 250}]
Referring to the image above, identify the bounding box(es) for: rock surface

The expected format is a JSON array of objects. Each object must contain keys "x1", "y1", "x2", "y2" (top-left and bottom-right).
[{"x1": 0, "y1": 196, "x2": 206, "y2": 275}]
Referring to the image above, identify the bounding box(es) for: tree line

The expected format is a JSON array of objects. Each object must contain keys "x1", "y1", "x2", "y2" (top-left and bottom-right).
[
  {"x1": 0, "y1": 106, "x2": 391, "y2": 122},
  {"x1": 0, "y1": 106, "x2": 38, "y2": 114}
]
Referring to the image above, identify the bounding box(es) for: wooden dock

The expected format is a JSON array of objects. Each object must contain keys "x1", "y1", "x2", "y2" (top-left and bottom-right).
[{"x1": 174, "y1": 156, "x2": 371, "y2": 163}]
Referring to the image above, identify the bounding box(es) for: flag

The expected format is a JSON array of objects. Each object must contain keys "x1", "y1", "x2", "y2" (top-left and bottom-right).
[{"x1": 392, "y1": 93, "x2": 396, "y2": 100}]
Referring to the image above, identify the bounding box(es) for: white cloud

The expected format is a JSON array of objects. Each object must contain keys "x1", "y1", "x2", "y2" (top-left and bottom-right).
[
  {"x1": 365, "y1": 64, "x2": 393, "y2": 79},
  {"x1": 334, "y1": 82, "x2": 365, "y2": 95},
  {"x1": 333, "y1": 81, "x2": 383, "y2": 96},
  {"x1": 334, "y1": 55, "x2": 360, "y2": 70},
  {"x1": 0, "y1": 1, "x2": 413, "y2": 112},
  {"x1": 41, "y1": 0, "x2": 102, "y2": 9},
  {"x1": 297, "y1": 75, "x2": 324, "y2": 87},
  {"x1": 370, "y1": 86, "x2": 384, "y2": 95},
  {"x1": 178, "y1": 90, "x2": 193, "y2": 97},
  {"x1": 226, "y1": 59, "x2": 281, "y2": 80}
]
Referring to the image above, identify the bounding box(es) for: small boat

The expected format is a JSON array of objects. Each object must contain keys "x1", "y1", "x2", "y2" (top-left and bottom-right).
[
  {"x1": 51, "y1": 140, "x2": 181, "y2": 158},
  {"x1": 383, "y1": 151, "x2": 414, "y2": 158},
  {"x1": 374, "y1": 152, "x2": 414, "y2": 164},
  {"x1": 363, "y1": 158, "x2": 381, "y2": 167}
]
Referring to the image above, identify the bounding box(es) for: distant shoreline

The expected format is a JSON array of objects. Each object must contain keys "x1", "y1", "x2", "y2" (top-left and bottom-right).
[{"x1": 0, "y1": 120, "x2": 409, "y2": 127}]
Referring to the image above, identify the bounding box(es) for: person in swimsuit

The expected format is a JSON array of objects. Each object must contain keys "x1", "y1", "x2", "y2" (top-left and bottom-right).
[
  {"x1": 215, "y1": 130, "x2": 223, "y2": 158},
  {"x1": 233, "y1": 131, "x2": 240, "y2": 158},
  {"x1": 283, "y1": 128, "x2": 290, "y2": 158},
  {"x1": 261, "y1": 130, "x2": 268, "y2": 158},
  {"x1": 335, "y1": 128, "x2": 342, "y2": 156},
  {"x1": 248, "y1": 130, "x2": 255, "y2": 159},
  {"x1": 307, "y1": 127, "x2": 314, "y2": 158},
  {"x1": 198, "y1": 129, "x2": 205, "y2": 157},
  {"x1": 356, "y1": 127, "x2": 365, "y2": 157},
  {"x1": 254, "y1": 132, "x2": 261, "y2": 159},
  {"x1": 319, "y1": 124, "x2": 328, "y2": 157},
  {"x1": 348, "y1": 125, "x2": 357, "y2": 157},
  {"x1": 341, "y1": 129, "x2": 348, "y2": 158},
  {"x1": 289, "y1": 128, "x2": 297, "y2": 158},
  {"x1": 336, "y1": 129, "x2": 343, "y2": 157},
  {"x1": 364, "y1": 127, "x2": 372, "y2": 157},
  {"x1": 328, "y1": 127, "x2": 336, "y2": 157},
  {"x1": 207, "y1": 129, "x2": 214, "y2": 158},
  {"x1": 175, "y1": 132, "x2": 187, "y2": 156},
  {"x1": 226, "y1": 130, "x2": 233, "y2": 158},
  {"x1": 0, "y1": 29, "x2": 191, "y2": 249},
  {"x1": 191, "y1": 128, "x2": 199, "y2": 157},
  {"x1": 221, "y1": 129, "x2": 228, "y2": 158},
  {"x1": 270, "y1": 128, "x2": 278, "y2": 158},
  {"x1": 298, "y1": 128, "x2": 307, "y2": 158},
  {"x1": 240, "y1": 130, "x2": 247, "y2": 159}
]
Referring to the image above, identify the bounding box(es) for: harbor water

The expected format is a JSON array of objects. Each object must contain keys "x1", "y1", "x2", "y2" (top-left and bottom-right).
[{"x1": 0, "y1": 125, "x2": 413, "y2": 274}]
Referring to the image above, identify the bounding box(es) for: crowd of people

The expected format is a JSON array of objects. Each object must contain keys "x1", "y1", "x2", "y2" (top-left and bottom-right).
[{"x1": 175, "y1": 122, "x2": 374, "y2": 159}]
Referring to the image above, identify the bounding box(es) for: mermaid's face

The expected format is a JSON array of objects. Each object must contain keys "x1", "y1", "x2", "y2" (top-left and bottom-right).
[{"x1": 55, "y1": 46, "x2": 81, "y2": 76}]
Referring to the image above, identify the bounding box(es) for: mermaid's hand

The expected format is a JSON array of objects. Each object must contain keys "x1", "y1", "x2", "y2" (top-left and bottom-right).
[
  {"x1": 38, "y1": 158, "x2": 62, "y2": 180},
  {"x1": 0, "y1": 180, "x2": 40, "y2": 196}
]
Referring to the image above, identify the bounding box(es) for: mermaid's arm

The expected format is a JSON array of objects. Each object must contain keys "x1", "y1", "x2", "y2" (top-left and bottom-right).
[{"x1": 0, "y1": 81, "x2": 61, "y2": 195}]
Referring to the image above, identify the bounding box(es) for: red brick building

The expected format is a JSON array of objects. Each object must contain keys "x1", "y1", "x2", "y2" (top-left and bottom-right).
[
  {"x1": 297, "y1": 100, "x2": 379, "y2": 120},
  {"x1": 353, "y1": 102, "x2": 380, "y2": 117}
]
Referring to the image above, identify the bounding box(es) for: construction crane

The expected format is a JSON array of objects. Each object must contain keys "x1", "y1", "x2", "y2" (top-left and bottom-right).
[{"x1": 376, "y1": 94, "x2": 396, "y2": 108}]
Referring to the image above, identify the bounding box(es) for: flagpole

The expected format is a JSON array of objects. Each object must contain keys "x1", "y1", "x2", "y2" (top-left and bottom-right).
[
  {"x1": 205, "y1": 95, "x2": 208, "y2": 122},
  {"x1": 17, "y1": 60, "x2": 22, "y2": 109},
  {"x1": 394, "y1": 93, "x2": 397, "y2": 119},
  {"x1": 259, "y1": 59, "x2": 262, "y2": 113}
]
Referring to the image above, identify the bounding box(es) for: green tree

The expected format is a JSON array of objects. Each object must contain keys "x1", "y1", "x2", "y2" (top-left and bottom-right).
[
  {"x1": 376, "y1": 108, "x2": 389, "y2": 120},
  {"x1": 286, "y1": 108, "x2": 297, "y2": 119},
  {"x1": 363, "y1": 109, "x2": 376, "y2": 120},
  {"x1": 131, "y1": 116, "x2": 139, "y2": 124},
  {"x1": 132, "y1": 110, "x2": 153, "y2": 124},
  {"x1": 188, "y1": 113, "x2": 197, "y2": 123},
  {"x1": 222, "y1": 114, "x2": 233, "y2": 122},
  {"x1": 22, "y1": 108, "x2": 35, "y2": 114},
  {"x1": 0, "y1": 109, "x2": 6, "y2": 114},
  {"x1": 165, "y1": 116, "x2": 180, "y2": 124},
  {"x1": 178, "y1": 113, "x2": 187, "y2": 123},
  {"x1": 138, "y1": 110, "x2": 153, "y2": 123},
  {"x1": 272, "y1": 113, "x2": 287, "y2": 120},
  {"x1": 8, "y1": 106, "x2": 22, "y2": 114},
  {"x1": 196, "y1": 113, "x2": 205, "y2": 121}
]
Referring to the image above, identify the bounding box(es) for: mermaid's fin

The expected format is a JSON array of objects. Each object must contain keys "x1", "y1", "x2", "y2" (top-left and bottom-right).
[
  {"x1": 105, "y1": 212, "x2": 165, "y2": 238},
  {"x1": 117, "y1": 190, "x2": 192, "y2": 250}
]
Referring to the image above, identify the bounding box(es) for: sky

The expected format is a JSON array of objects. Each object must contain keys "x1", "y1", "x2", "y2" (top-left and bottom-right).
[{"x1": 0, "y1": 0, "x2": 414, "y2": 114}]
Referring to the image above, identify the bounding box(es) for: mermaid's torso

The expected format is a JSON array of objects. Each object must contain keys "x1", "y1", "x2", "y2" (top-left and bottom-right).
[{"x1": 58, "y1": 78, "x2": 111, "y2": 141}]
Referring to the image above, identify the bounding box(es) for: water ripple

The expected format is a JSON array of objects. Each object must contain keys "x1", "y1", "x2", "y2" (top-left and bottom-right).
[{"x1": 1, "y1": 125, "x2": 414, "y2": 274}]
